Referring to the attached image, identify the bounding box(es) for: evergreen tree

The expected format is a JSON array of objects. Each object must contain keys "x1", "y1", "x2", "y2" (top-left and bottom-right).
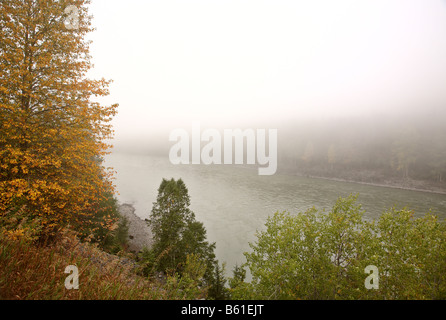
[
  {"x1": 147, "y1": 178, "x2": 226, "y2": 299},
  {"x1": 207, "y1": 261, "x2": 230, "y2": 300}
]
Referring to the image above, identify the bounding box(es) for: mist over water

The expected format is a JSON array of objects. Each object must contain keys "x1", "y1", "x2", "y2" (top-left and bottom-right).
[
  {"x1": 104, "y1": 152, "x2": 446, "y2": 274},
  {"x1": 91, "y1": 0, "x2": 446, "y2": 276},
  {"x1": 88, "y1": 0, "x2": 446, "y2": 149}
]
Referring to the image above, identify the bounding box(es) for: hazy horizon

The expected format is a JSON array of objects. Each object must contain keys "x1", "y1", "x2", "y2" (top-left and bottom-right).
[{"x1": 86, "y1": 0, "x2": 446, "y2": 151}]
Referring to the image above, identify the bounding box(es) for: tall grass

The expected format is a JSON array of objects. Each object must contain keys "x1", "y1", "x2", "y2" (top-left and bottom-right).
[{"x1": 0, "y1": 230, "x2": 172, "y2": 300}]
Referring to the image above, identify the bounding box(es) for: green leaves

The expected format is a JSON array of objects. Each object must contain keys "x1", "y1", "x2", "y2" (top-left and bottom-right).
[
  {"x1": 374, "y1": 208, "x2": 446, "y2": 299},
  {"x1": 146, "y1": 178, "x2": 223, "y2": 299},
  {"x1": 238, "y1": 195, "x2": 446, "y2": 300},
  {"x1": 148, "y1": 178, "x2": 200, "y2": 271}
]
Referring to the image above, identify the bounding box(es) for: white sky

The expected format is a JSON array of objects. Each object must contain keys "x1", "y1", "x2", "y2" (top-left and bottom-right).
[{"x1": 86, "y1": 0, "x2": 446, "y2": 140}]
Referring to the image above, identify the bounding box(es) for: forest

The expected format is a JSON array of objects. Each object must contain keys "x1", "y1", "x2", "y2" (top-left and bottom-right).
[
  {"x1": 113, "y1": 112, "x2": 446, "y2": 193},
  {"x1": 276, "y1": 113, "x2": 446, "y2": 192}
]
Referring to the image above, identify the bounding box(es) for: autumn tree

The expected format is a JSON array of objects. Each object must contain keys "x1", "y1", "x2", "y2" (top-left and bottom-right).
[{"x1": 0, "y1": 0, "x2": 118, "y2": 238}]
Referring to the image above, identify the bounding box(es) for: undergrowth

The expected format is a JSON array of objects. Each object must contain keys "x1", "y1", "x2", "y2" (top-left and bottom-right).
[{"x1": 0, "y1": 230, "x2": 205, "y2": 300}]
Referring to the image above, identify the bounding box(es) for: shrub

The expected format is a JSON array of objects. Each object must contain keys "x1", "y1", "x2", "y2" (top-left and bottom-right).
[{"x1": 235, "y1": 195, "x2": 446, "y2": 300}]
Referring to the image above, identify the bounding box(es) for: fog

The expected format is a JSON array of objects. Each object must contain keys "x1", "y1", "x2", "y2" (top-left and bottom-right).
[
  {"x1": 85, "y1": 1, "x2": 446, "y2": 277},
  {"x1": 86, "y1": 0, "x2": 446, "y2": 156}
]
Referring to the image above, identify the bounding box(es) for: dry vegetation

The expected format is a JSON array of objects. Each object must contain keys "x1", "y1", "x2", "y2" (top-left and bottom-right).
[{"x1": 0, "y1": 229, "x2": 206, "y2": 300}]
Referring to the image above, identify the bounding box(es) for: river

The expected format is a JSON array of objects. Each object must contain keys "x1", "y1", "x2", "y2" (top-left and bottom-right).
[{"x1": 104, "y1": 152, "x2": 446, "y2": 274}]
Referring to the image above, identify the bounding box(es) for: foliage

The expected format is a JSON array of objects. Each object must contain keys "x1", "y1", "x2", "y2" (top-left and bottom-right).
[
  {"x1": 372, "y1": 208, "x2": 446, "y2": 299},
  {"x1": 0, "y1": 229, "x2": 212, "y2": 300},
  {"x1": 145, "y1": 178, "x2": 224, "y2": 299},
  {"x1": 207, "y1": 261, "x2": 230, "y2": 300},
  {"x1": 109, "y1": 215, "x2": 130, "y2": 253},
  {"x1": 233, "y1": 195, "x2": 446, "y2": 300},
  {"x1": 0, "y1": 0, "x2": 118, "y2": 237},
  {"x1": 228, "y1": 264, "x2": 252, "y2": 300},
  {"x1": 136, "y1": 246, "x2": 158, "y2": 277},
  {"x1": 77, "y1": 191, "x2": 129, "y2": 254},
  {"x1": 0, "y1": 230, "x2": 151, "y2": 300},
  {"x1": 0, "y1": 205, "x2": 43, "y2": 242},
  {"x1": 99, "y1": 213, "x2": 130, "y2": 255},
  {"x1": 163, "y1": 254, "x2": 208, "y2": 300}
]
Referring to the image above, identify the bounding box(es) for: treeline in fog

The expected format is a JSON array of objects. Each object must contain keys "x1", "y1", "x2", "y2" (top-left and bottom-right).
[
  {"x1": 113, "y1": 111, "x2": 446, "y2": 192},
  {"x1": 277, "y1": 112, "x2": 446, "y2": 191}
]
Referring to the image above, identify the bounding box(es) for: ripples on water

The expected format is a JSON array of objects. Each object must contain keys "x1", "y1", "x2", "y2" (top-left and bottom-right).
[{"x1": 104, "y1": 153, "x2": 446, "y2": 274}]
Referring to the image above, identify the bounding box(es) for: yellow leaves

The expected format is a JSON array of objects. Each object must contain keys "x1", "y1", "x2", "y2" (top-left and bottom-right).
[
  {"x1": 57, "y1": 202, "x2": 67, "y2": 210},
  {"x1": 20, "y1": 165, "x2": 29, "y2": 175},
  {"x1": 4, "y1": 228, "x2": 25, "y2": 241},
  {"x1": 28, "y1": 189, "x2": 40, "y2": 202},
  {"x1": 0, "y1": 0, "x2": 118, "y2": 239}
]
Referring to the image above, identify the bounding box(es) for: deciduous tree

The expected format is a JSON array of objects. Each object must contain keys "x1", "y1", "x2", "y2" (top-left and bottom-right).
[
  {"x1": 236, "y1": 195, "x2": 446, "y2": 300},
  {"x1": 0, "y1": 0, "x2": 118, "y2": 237}
]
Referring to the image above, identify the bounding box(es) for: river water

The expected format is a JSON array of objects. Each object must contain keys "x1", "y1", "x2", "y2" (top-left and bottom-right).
[{"x1": 104, "y1": 152, "x2": 446, "y2": 273}]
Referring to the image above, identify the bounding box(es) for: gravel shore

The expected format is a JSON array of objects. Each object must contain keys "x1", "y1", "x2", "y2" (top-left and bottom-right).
[{"x1": 118, "y1": 203, "x2": 154, "y2": 253}]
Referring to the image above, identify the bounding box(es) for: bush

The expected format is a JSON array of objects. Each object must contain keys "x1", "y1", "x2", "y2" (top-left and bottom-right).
[
  {"x1": 75, "y1": 191, "x2": 130, "y2": 255},
  {"x1": 0, "y1": 206, "x2": 43, "y2": 242},
  {"x1": 235, "y1": 194, "x2": 446, "y2": 300}
]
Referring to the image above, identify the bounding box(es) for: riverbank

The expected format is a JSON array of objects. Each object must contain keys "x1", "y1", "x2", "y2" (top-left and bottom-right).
[
  {"x1": 275, "y1": 165, "x2": 446, "y2": 195},
  {"x1": 118, "y1": 203, "x2": 153, "y2": 253},
  {"x1": 300, "y1": 174, "x2": 446, "y2": 195}
]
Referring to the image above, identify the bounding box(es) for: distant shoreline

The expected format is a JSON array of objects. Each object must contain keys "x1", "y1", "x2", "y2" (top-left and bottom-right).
[
  {"x1": 233, "y1": 161, "x2": 446, "y2": 195},
  {"x1": 107, "y1": 152, "x2": 446, "y2": 196},
  {"x1": 295, "y1": 174, "x2": 446, "y2": 196},
  {"x1": 227, "y1": 162, "x2": 446, "y2": 195}
]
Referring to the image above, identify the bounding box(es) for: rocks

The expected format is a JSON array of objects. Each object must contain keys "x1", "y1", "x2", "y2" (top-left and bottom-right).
[{"x1": 118, "y1": 203, "x2": 154, "y2": 254}]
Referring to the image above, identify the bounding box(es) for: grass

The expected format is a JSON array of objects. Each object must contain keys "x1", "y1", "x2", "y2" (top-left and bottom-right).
[{"x1": 0, "y1": 230, "x2": 194, "y2": 300}]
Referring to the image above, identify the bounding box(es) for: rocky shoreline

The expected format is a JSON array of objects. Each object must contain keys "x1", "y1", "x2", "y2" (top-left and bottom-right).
[{"x1": 118, "y1": 204, "x2": 154, "y2": 253}]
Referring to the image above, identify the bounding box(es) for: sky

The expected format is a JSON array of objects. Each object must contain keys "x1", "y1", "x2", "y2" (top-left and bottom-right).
[{"x1": 85, "y1": 0, "x2": 446, "y2": 144}]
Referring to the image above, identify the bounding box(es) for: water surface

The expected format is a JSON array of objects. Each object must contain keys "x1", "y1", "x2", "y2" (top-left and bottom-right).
[{"x1": 104, "y1": 153, "x2": 446, "y2": 273}]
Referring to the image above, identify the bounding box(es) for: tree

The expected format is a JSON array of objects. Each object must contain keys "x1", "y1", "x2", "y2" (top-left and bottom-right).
[
  {"x1": 149, "y1": 178, "x2": 200, "y2": 271},
  {"x1": 235, "y1": 195, "x2": 446, "y2": 300},
  {"x1": 392, "y1": 128, "x2": 419, "y2": 180},
  {"x1": 301, "y1": 141, "x2": 314, "y2": 164},
  {"x1": 0, "y1": 0, "x2": 118, "y2": 237},
  {"x1": 229, "y1": 264, "x2": 246, "y2": 289},
  {"x1": 327, "y1": 143, "x2": 336, "y2": 170},
  {"x1": 228, "y1": 264, "x2": 252, "y2": 300},
  {"x1": 147, "y1": 178, "x2": 224, "y2": 298},
  {"x1": 207, "y1": 261, "x2": 230, "y2": 300},
  {"x1": 372, "y1": 208, "x2": 446, "y2": 299},
  {"x1": 242, "y1": 195, "x2": 371, "y2": 299},
  {"x1": 425, "y1": 131, "x2": 446, "y2": 183}
]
